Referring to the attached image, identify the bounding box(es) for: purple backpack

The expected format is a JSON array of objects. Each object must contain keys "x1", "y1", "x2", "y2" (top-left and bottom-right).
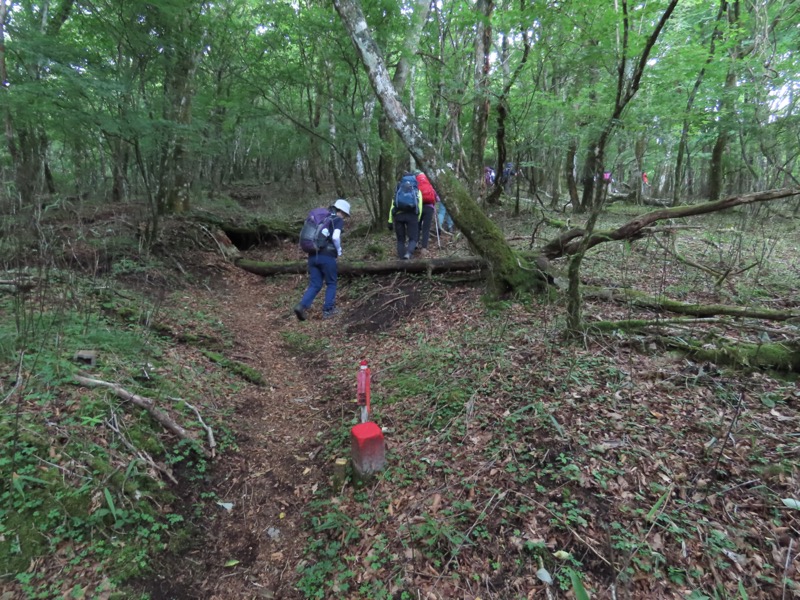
[{"x1": 299, "y1": 207, "x2": 334, "y2": 254}]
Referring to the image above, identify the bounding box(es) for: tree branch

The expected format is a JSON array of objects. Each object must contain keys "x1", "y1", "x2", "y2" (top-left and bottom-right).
[
  {"x1": 541, "y1": 187, "x2": 800, "y2": 259},
  {"x1": 74, "y1": 375, "x2": 213, "y2": 459}
]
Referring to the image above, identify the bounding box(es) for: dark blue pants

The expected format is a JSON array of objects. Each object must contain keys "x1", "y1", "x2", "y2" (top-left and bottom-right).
[
  {"x1": 419, "y1": 204, "x2": 435, "y2": 249},
  {"x1": 299, "y1": 253, "x2": 338, "y2": 312},
  {"x1": 394, "y1": 212, "x2": 419, "y2": 257}
]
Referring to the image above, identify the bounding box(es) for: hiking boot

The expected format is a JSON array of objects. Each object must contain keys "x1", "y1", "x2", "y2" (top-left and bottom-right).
[
  {"x1": 403, "y1": 252, "x2": 411, "y2": 260},
  {"x1": 322, "y1": 308, "x2": 340, "y2": 320},
  {"x1": 293, "y1": 304, "x2": 308, "y2": 321}
]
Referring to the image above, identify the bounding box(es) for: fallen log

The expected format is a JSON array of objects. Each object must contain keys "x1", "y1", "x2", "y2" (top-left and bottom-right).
[
  {"x1": 583, "y1": 286, "x2": 800, "y2": 322},
  {"x1": 235, "y1": 256, "x2": 488, "y2": 277},
  {"x1": 583, "y1": 318, "x2": 799, "y2": 372},
  {"x1": 672, "y1": 339, "x2": 800, "y2": 372}
]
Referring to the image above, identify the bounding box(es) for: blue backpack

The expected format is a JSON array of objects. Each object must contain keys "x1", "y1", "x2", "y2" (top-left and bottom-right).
[
  {"x1": 299, "y1": 207, "x2": 334, "y2": 254},
  {"x1": 394, "y1": 175, "x2": 419, "y2": 214}
]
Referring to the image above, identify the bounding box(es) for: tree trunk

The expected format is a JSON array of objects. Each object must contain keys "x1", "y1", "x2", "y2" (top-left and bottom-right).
[
  {"x1": 565, "y1": 140, "x2": 579, "y2": 208},
  {"x1": 154, "y1": 14, "x2": 202, "y2": 216},
  {"x1": 708, "y1": 70, "x2": 736, "y2": 200},
  {"x1": 0, "y1": 0, "x2": 21, "y2": 205},
  {"x1": 489, "y1": 27, "x2": 531, "y2": 207},
  {"x1": 469, "y1": 0, "x2": 493, "y2": 197},
  {"x1": 578, "y1": 146, "x2": 597, "y2": 214},
  {"x1": 308, "y1": 83, "x2": 324, "y2": 195}
]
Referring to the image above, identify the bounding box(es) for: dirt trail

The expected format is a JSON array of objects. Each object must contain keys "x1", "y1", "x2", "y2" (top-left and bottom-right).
[{"x1": 173, "y1": 263, "x2": 333, "y2": 599}]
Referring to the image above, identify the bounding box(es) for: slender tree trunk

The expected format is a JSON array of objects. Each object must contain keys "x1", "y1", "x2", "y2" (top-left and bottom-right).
[
  {"x1": 708, "y1": 1, "x2": 745, "y2": 201},
  {"x1": 469, "y1": 0, "x2": 493, "y2": 197},
  {"x1": 327, "y1": 79, "x2": 344, "y2": 198},
  {"x1": 709, "y1": 69, "x2": 737, "y2": 201},
  {"x1": 565, "y1": 140, "x2": 578, "y2": 208},
  {"x1": 309, "y1": 84, "x2": 324, "y2": 195},
  {"x1": 155, "y1": 16, "x2": 202, "y2": 215},
  {"x1": 488, "y1": 24, "x2": 531, "y2": 206},
  {"x1": 578, "y1": 148, "x2": 597, "y2": 214},
  {"x1": 567, "y1": 0, "x2": 680, "y2": 326},
  {"x1": 0, "y1": 0, "x2": 20, "y2": 204},
  {"x1": 374, "y1": 0, "x2": 432, "y2": 226},
  {"x1": 672, "y1": 0, "x2": 725, "y2": 206}
]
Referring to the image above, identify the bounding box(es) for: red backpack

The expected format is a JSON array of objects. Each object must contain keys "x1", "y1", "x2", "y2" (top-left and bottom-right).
[{"x1": 415, "y1": 173, "x2": 437, "y2": 205}]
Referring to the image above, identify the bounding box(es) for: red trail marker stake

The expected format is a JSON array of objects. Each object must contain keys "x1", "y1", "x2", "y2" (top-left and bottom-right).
[
  {"x1": 351, "y1": 359, "x2": 384, "y2": 475},
  {"x1": 356, "y1": 360, "x2": 371, "y2": 424}
]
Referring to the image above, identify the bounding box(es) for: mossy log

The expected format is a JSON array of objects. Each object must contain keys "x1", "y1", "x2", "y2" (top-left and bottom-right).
[
  {"x1": 675, "y1": 340, "x2": 800, "y2": 372},
  {"x1": 583, "y1": 286, "x2": 799, "y2": 322},
  {"x1": 235, "y1": 256, "x2": 488, "y2": 277},
  {"x1": 585, "y1": 318, "x2": 799, "y2": 372}
]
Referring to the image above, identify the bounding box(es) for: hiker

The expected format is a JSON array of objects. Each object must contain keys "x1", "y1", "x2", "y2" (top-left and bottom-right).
[
  {"x1": 293, "y1": 199, "x2": 351, "y2": 321},
  {"x1": 388, "y1": 173, "x2": 423, "y2": 259},
  {"x1": 500, "y1": 162, "x2": 516, "y2": 194},
  {"x1": 437, "y1": 201, "x2": 454, "y2": 234},
  {"x1": 415, "y1": 171, "x2": 439, "y2": 254},
  {"x1": 483, "y1": 166, "x2": 495, "y2": 191},
  {"x1": 437, "y1": 163, "x2": 455, "y2": 233}
]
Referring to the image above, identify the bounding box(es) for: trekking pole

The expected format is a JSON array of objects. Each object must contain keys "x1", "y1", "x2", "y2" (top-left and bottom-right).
[{"x1": 433, "y1": 203, "x2": 441, "y2": 248}]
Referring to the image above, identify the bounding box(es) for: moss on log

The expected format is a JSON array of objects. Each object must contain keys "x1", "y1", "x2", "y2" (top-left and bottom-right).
[
  {"x1": 585, "y1": 317, "x2": 799, "y2": 372},
  {"x1": 584, "y1": 286, "x2": 799, "y2": 322},
  {"x1": 674, "y1": 340, "x2": 800, "y2": 372}
]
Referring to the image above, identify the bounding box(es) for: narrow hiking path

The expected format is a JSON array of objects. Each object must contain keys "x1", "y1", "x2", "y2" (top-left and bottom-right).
[{"x1": 168, "y1": 261, "x2": 340, "y2": 599}]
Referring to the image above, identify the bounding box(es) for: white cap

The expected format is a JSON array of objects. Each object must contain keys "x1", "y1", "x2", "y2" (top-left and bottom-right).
[{"x1": 333, "y1": 199, "x2": 351, "y2": 216}]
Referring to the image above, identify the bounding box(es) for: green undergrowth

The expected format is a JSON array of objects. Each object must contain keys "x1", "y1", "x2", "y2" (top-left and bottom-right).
[
  {"x1": 0, "y1": 273, "x2": 237, "y2": 598},
  {"x1": 297, "y1": 302, "x2": 799, "y2": 599}
]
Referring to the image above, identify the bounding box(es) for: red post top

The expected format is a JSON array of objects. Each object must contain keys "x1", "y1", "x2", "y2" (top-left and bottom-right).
[{"x1": 360, "y1": 360, "x2": 368, "y2": 368}]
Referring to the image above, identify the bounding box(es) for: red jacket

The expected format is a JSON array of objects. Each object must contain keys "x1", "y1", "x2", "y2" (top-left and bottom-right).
[{"x1": 416, "y1": 173, "x2": 437, "y2": 205}]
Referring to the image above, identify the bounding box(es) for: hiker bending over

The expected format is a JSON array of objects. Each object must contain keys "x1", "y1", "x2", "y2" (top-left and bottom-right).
[
  {"x1": 293, "y1": 199, "x2": 351, "y2": 321},
  {"x1": 388, "y1": 173, "x2": 423, "y2": 260}
]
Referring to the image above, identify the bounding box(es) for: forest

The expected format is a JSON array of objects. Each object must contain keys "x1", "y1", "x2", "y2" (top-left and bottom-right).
[{"x1": 1, "y1": 0, "x2": 799, "y2": 598}]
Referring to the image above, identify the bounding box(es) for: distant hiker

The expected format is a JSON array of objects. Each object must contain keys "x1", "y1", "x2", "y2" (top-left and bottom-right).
[
  {"x1": 415, "y1": 171, "x2": 439, "y2": 255},
  {"x1": 484, "y1": 166, "x2": 496, "y2": 190},
  {"x1": 642, "y1": 171, "x2": 649, "y2": 186},
  {"x1": 293, "y1": 199, "x2": 351, "y2": 321},
  {"x1": 500, "y1": 162, "x2": 516, "y2": 194},
  {"x1": 437, "y1": 201, "x2": 454, "y2": 234},
  {"x1": 602, "y1": 171, "x2": 612, "y2": 184},
  {"x1": 437, "y1": 164, "x2": 455, "y2": 234},
  {"x1": 388, "y1": 173, "x2": 423, "y2": 259}
]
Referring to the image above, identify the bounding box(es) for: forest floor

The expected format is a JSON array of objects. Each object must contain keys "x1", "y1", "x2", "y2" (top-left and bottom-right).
[
  {"x1": 135, "y1": 195, "x2": 799, "y2": 600},
  {"x1": 2, "y1": 191, "x2": 799, "y2": 600}
]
